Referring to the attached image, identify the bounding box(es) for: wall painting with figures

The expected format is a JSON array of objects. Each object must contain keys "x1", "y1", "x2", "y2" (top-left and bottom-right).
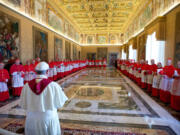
[
  {"x1": 65, "y1": 41, "x2": 71, "y2": 60},
  {"x1": 0, "y1": 11, "x2": 20, "y2": 62},
  {"x1": 54, "y1": 37, "x2": 63, "y2": 60},
  {"x1": 33, "y1": 27, "x2": 48, "y2": 61},
  {"x1": 174, "y1": 12, "x2": 180, "y2": 67}
]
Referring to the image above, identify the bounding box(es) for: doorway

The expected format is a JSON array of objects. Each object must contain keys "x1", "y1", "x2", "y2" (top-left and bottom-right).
[
  {"x1": 87, "y1": 53, "x2": 96, "y2": 60},
  {"x1": 109, "y1": 53, "x2": 118, "y2": 67}
]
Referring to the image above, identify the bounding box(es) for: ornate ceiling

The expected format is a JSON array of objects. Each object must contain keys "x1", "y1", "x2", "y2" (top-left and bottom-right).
[{"x1": 53, "y1": 0, "x2": 145, "y2": 34}]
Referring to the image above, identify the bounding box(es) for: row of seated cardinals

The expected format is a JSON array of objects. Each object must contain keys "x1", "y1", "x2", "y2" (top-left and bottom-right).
[
  {"x1": 117, "y1": 58, "x2": 180, "y2": 111},
  {"x1": 0, "y1": 58, "x2": 107, "y2": 102}
]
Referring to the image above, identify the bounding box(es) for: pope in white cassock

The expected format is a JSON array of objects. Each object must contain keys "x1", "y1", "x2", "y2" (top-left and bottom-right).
[{"x1": 20, "y1": 62, "x2": 68, "y2": 135}]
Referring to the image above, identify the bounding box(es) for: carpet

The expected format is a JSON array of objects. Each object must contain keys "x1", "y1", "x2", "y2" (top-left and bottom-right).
[{"x1": 3, "y1": 122, "x2": 146, "y2": 135}]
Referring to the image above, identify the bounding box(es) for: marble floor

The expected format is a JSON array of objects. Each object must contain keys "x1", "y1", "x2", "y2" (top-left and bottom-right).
[{"x1": 0, "y1": 68, "x2": 180, "y2": 135}]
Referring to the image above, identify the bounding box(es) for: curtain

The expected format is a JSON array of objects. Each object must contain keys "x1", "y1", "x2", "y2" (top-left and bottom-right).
[
  {"x1": 129, "y1": 45, "x2": 137, "y2": 61},
  {"x1": 122, "y1": 48, "x2": 127, "y2": 60},
  {"x1": 146, "y1": 32, "x2": 165, "y2": 66}
]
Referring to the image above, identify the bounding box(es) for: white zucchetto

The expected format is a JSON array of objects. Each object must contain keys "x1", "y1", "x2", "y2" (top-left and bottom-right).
[{"x1": 35, "y1": 62, "x2": 49, "y2": 71}]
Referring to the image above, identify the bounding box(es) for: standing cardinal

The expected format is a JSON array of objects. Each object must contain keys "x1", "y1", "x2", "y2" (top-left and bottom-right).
[
  {"x1": 24, "y1": 60, "x2": 34, "y2": 84},
  {"x1": 10, "y1": 59, "x2": 25, "y2": 96},
  {"x1": 0, "y1": 62, "x2": 10, "y2": 101},
  {"x1": 171, "y1": 61, "x2": 180, "y2": 110},
  {"x1": 159, "y1": 58, "x2": 175, "y2": 103}
]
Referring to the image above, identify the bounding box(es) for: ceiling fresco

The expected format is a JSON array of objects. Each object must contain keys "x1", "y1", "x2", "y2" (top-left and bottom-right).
[
  {"x1": 1, "y1": 0, "x2": 179, "y2": 45},
  {"x1": 53, "y1": 0, "x2": 145, "y2": 34}
]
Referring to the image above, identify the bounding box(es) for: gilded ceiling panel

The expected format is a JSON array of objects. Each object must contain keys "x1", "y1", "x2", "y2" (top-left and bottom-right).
[{"x1": 53, "y1": 0, "x2": 145, "y2": 34}]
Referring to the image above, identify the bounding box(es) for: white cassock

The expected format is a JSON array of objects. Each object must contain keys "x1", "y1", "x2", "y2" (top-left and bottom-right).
[{"x1": 20, "y1": 75, "x2": 68, "y2": 135}]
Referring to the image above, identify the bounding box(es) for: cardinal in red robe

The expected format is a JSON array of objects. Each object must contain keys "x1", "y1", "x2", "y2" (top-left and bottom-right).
[
  {"x1": 0, "y1": 62, "x2": 10, "y2": 101},
  {"x1": 171, "y1": 61, "x2": 180, "y2": 110},
  {"x1": 140, "y1": 60, "x2": 148, "y2": 89},
  {"x1": 10, "y1": 59, "x2": 25, "y2": 96},
  {"x1": 146, "y1": 59, "x2": 158, "y2": 92},
  {"x1": 159, "y1": 58, "x2": 175, "y2": 103},
  {"x1": 152, "y1": 62, "x2": 162, "y2": 97},
  {"x1": 24, "y1": 60, "x2": 34, "y2": 84}
]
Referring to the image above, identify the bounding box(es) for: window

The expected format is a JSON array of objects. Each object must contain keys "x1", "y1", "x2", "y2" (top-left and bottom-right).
[
  {"x1": 122, "y1": 49, "x2": 126, "y2": 60},
  {"x1": 129, "y1": 45, "x2": 137, "y2": 61},
  {"x1": 146, "y1": 32, "x2": 165, "y2": 66}
]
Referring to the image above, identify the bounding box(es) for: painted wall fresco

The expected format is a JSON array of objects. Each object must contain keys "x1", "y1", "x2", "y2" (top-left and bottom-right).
[
  {"x1": 75, "y1": 32, "x2": 80, "y2": 42},
  {"x1": 65, "y1": 41, "x2": 71, "y2": 60},
  {"x1": 64, "y1": 20, "x2": 69, "y2": 36},
  {"x1": 174, "y1": 12, "x2": 180, "y2": 67},
  {"x1": 22, "y1": 0, "x2": 34, "y2": 15},
  {"x1": 109, "y1": 34, "x2": 117, "y2": 44},
  {"x1": 54, "y1": 37, "x2": 63, "y2": 60},
  {"x1": 0, "y1": 11, "x2": 20, "y2": 62},
  {"x1": 97, "y1": 47, "x2": 107, "y2": 60},
  {"x1": 81, "y1": 33, "x2": 121, "y2": 44},
  {"x1": 48, "y1": 8, "x2": 63, "y2": 33},
  {"x1": 124, "y1": 0, "x2": 178, "y2": 42},
  {"x1": 34, "y1": 0, "x2": 46, "y2": 22},
  {"x1": 98, "y1": 35, "x2": 106, "y2": 44},
  {"x1": 87, "y1": 36, "x2": 93, "y2": 44},
  {"x1": 33, "y1": 27, "x2": 48, "y2": 61},
  {"x1": 2, "y1": 0, "x2": 80, "y2": 42},
  {"x1": 73, "y1": 44, "x2": 77, "y2": 60},
  {"x1": 138, "y1": 35, "x2": 146, "y2": 61},
  {"x1": 6, "y1": 0, "x2": 21, "y2": 7}
]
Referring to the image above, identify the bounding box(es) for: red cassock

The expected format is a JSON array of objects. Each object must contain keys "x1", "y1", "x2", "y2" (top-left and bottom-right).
[
  {"x1": 130, "y1": 63, "x2": 134, "y2": 79},
  {"x1": 124, "y1": 61, "x2": 129, "y2": 76},
  {"x1": 95, "y1": 60, "x2": 99, "y2": 68},
  {"x1": 48, "y1": 62, "x2": 54, "y2": 81},
  {"x1": 133, "y1": 63, "x2": 138, "y2": 82},
  {"x1": 103, "y1": 59, "x2": 107, "y2": 68},
  {"x1": 0, "y1": 69, "x2": 10, "y2": 101},
  {"x1": 99, "y1": 60, "x2": 102, "y2": 67},
  {"x1": 147, "y1": 64, "x2": 158, "y2": 92},
  {"x1": 64, "y1": 62, "x2": 68, "y2": 76},
  {"x1": 136, "y1": 64, "x2": 142, "y2": 85},
  {"x1": 159, "y1": 65, "x2": 175, "y2": 103},
  {"x1": 10, "y1": 64, "x2": 25, "y2": 96},
  {"x1": 34, "y1": 61, "x2": 40, "y2": 67},
  {"x1": 53, "y1": 62, "x2": 58, "y2": 81},
  {"x1": 88, "y1": 60, "x2": 91, "y2": 68},
  {"x1": 140, "y1": 64, "x2": 149, "y2": 89},
  {"x1": 132, "y1": 63, "x2": 137, "y2": 80},
  {"x1": 24, "y1": 64, "x2": 34, "y2": 84},
  {"x1": 61, "y1": 62, "x2": 65, "y2": 77},
  {"x1": 171, "y1": 68, "x2": 180, "y2": 111},
  {"x1": 151, "y1": 68, "x2": 162, "y2": 97},
  {"x1": 56, "y1": 61, "x2": 61, "y2": 79},
  {"x1": 91, "y1": 60, "x2": 94, "y2": 68}
]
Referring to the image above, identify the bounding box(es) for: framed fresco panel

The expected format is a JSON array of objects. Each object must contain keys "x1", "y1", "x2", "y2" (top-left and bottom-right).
[
  {"x1": 65, "y1": 41, "x2": 71, "y2": 60},
  {"x1": 33, "y1": 27, "x2": 48, "y2": 61},
  {"x1": 174, "y1": 12, "x2": 180, "y2": 67},
  {"x1": 5, "y1": 0, "x2": 21, "y2": 7},
  {"x1": 87, "y1": 36, "x2": 94, "y2": 44},
  {"x1": 138, "y1": 35, "x2": 146, "y2": 61},
  {"x1": 48, "y1": 7, "x2": 63, "y2": 33},
  {"x1": 98, "y1": 35, "x2": 107, "y2": 44},
  {"x1": 54, "y1": 37, "x2": 63, "y2": 60},
  {"x1": 73, "y1": 44, "x2": 77, "y2": 60},
  {"x1": 97, "y1": 47, "x2": 108, "y2": 60},
  {"x1": 0, "y1": 11, "x2": 20, "y2": 62}
]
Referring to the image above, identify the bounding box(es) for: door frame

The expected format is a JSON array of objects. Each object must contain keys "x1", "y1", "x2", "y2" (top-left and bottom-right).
[{"x1": 108, "y1": 53, "x2": 118, "y2": 66}]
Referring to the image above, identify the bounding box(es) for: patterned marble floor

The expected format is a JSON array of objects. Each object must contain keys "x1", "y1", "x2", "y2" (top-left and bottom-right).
[{"x1": 0, "y1": 68, "x2": 180, "y2": 135}]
